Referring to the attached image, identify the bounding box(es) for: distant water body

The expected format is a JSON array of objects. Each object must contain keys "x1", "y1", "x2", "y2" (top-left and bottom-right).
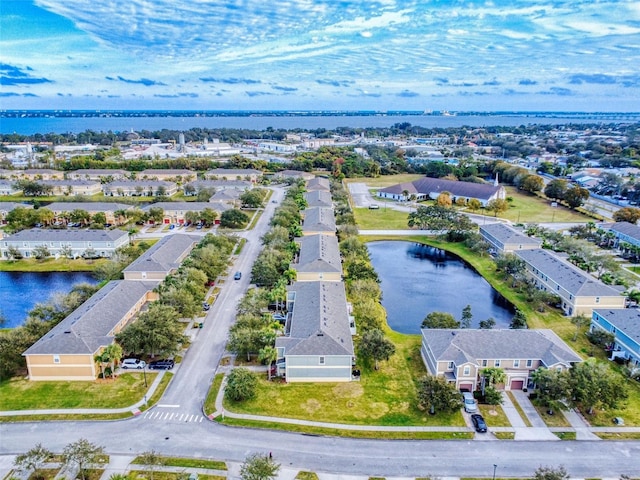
[{"x1": 3, "y1": 113, "x2": 637, "y2": 135}]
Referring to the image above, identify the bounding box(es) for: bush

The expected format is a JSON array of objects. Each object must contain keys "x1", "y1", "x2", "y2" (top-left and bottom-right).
[{"x1": 225, "y1": 367, "x2": 258, "y2": 402}]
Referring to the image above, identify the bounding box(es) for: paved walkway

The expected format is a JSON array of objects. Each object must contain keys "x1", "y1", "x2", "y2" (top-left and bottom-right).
[
  {"x1": 563, "y1": 408, "x2": 602, "y2": 441},
  {"x1": 500, "y1": 391, "x2": 559, "y2": 441}
]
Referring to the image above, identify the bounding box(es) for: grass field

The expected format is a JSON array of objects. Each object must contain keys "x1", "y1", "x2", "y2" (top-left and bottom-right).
[
  {"x1": 0, "y1": 257, "x2": 109, "y2": 272},
  {"x1": 0, "y1": 372, "x2": 156, "y2": 410},
  {"x1": 489, "y1": 186, "x2": 590, "y2": 224},
  {"x1": 353, "y1": 207, "x2": 409, "y2": 230},
  {"x1": 344, "y1": 174, "x2": 424, "y2": 188},
  {"x1": 224, "y1": 330, "x2": 466, "y2": 427}
]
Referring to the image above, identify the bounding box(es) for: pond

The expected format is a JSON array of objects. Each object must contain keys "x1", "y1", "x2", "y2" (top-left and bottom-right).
[
  {"x1": 0, "y1": 271, "x2": 99, "y2": 328},
  {"x1": 367, "y1": 241, "x2": 514, "y2": 334}
]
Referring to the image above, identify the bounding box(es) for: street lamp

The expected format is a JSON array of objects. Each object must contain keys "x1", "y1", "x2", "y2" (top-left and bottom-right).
[{"x1": 492, "y1": 464, "x2": 497, "y2": 480}]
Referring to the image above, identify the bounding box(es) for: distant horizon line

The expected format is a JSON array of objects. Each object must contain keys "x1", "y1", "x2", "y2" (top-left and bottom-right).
[{"x1": 3, "y1": 109, "x2": 640, "y2": 116}]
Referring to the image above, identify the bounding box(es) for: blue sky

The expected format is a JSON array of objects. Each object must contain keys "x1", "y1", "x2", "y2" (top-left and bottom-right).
[{"x1": 2, "y1": 0, "x2": 640, "y2": 111}]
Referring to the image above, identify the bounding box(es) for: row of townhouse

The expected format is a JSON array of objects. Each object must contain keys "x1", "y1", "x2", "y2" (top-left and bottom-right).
[
  {"x1": 480, "y1": 223, "x2": 626, "y2": 317},
  {"x1": 275, "y1": 177, "x2": 356, "y2": 383},
  {"x1": 0, "y1": 228, "x2": 130, "y2": 259},
  {"x1": 23, "y1": 234, "x2": 200, "y2": 380}
]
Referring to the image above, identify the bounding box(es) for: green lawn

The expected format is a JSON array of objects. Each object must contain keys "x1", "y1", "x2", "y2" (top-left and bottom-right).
[
  {"x1": 224, "y1": 331, "x2": 465, "y2": 427},
  {"x1": 131, "y1": 456, "x2": 226, "y2": 470},
  {"x1": 344, "y1": 174, "x2": 424, "y2": 188},
  {"x1": 496, "y1": 186, "x2": 591, "y2": 224},
  {"x1": 0, "y1": 372, "x2": 156, "y2": 410},
  {"x1": 353, "y1": 207, "x2": 409, "y2": 230},
  {"x1": 0, "y1": 257, "x2": 109, "y2": 272},
  {"x1": 477, "y1": 404, "x2": 510, "y2": 427}
]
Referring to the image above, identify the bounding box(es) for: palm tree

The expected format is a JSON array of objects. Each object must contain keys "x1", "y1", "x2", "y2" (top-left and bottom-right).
[
  {"x1": 101, "y1": 343, "x2": 123, "y2": 378},
  {"x1": 481, "y1": 367, "x2": 506, "y2": 395},
  {"x1": 259, "y1": 346, "x2": 278, "y2": 381}
]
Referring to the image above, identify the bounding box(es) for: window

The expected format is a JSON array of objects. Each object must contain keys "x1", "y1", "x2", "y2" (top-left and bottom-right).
[
  {"x1": 319, "y1": 356, "x2": 325, "y2": 365},
  {"x1": 596, "y1": 297, "x2": 600, "y2": 303},
  {"x1": 514, "y1": 359, "x2": 520, "y2": 368},
  {"x1": 448, "y1": 361, "x2": 454, "y2": 369},
  {"x1": 482, "y1": 359, "x2": 488, "y2": 367},
  {"x1": 494, "y1": 359, "x2": 501, "y2": 367},
  {"x1": 53, "y1": 355, "x2": 60, "y2": 364},
  {"x1": 526, "y1": 359, "x2": 533, "y2": 367},
  {"x1": 463, "y1": 366, "x2": 470, "y2": 376}
]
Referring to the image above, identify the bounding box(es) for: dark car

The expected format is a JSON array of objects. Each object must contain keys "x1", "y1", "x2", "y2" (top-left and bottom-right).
[
  {"x1": 234, "y1": 271, "x2": 242, "y2": 280},
  {"x1": 148, "y1": 359, "x2": 175, "y2": 370},
  {"x1": 471, "y1": 413, "x2": 487, "y2": 433},
  {"x1": 202, "y1": 302, "x2": 210, "y2": 311}
]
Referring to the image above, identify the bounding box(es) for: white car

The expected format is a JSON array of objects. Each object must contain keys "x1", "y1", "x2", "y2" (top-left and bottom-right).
[{"x1": 121, "y1": 358, "x2": 146, "y2": 369}]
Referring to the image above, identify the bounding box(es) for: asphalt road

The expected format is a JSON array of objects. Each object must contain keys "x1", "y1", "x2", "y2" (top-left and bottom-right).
[{"x1": 3, "y1": 185, "x2": 640, "y2": 478}]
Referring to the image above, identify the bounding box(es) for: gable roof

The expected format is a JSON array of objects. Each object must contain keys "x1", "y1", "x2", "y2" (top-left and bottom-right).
[
  {"x1": 603, "y1": 222, "x2": 640, "y2": 242},
  {"x1": 23, "y1": 280, "x2": 159, "y2": 356},
  {"x1": 593, "y1": 309, "x2": 640, "y2": 345},
  {"x1": 302, "y1": 207, "x2": 336, "y2": 234},
  {"x1": 142, "y1": 202, "x2": 226, "y2": 212},
  {"x1": 44, "y1": 202, "x2": 133, "y2": 213},
  {"x1": 123, "y1": 233, "x2": 199, "y2": 276},
  {"x1": 304, "y1": 190, "x2": 333, "y2": 207},
  {"x1": 422, "y1": 329, "x2": 582, "y2": 367},
  {"x1": 480, "y1": 223, "x2": 542, "y2": 247},
  {"x1": 515, "y1": 249, "x2": 622, "y2": 297},
  {"x1": 306, "y1": 177, "x2": 331, "y2": 191},
  {"x1": 380, "y1": 177, "x2": 501, "y2": 200},
  {"x1": 3, "y1": 228, "x2": 128, "y2": 243},
  {"x1": 277, "y1": 281, "x2": 353, "y2": 356},
  {"x1": 295, "y1": 234, "x2": 342, "y2": 274}
]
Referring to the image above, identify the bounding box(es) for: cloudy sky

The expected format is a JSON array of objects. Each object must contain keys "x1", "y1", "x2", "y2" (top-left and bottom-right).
[{"x1": 2, "y1": 0, "x2": 640, "y2": 111}]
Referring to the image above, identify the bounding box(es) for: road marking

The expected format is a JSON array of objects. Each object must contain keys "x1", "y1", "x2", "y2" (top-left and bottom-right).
[{"x1": 157, "y1": 404, "x2": 180, "y2": 408}]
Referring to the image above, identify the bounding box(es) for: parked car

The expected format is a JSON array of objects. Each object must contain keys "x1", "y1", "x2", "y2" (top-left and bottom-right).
[
  {"x1": 272, "y1": 313, "x2": 286, "y2": 322},
  {"x1": 368, "y1": 204, "x2": 380, "y2": 209},
  {"x1": 462, "y1": 392, "x2": 477, "y2": 413},
  {"x1": 121, "y1": 358, "x2": 146, "y2": 369},
  {"x1": 202, "y1": 302, "x2": 210, "y2": 311},
  {"x1": 234, "y1": 271, "x2": 242, "y2": 280},
  {"x1": 169, "y1": 224, "x2": 175, "y2": 230},
  {"x1": 148, "y1": 359, "x2": 175, "y2": 370},
  {"x1": 471, "y1": 413, "x2": 487, "y2": 433}
]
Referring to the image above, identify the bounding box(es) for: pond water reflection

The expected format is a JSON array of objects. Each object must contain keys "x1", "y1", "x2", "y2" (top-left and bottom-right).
[
  {"x1": 0, "y1": 271, "x2": 98, "y2": 328},
  {"x1": 366, "y1": 241, "x2": 514, "y2": 334}
]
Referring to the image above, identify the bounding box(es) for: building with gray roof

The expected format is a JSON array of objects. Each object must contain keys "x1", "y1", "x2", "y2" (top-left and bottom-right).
[
  {"x1": 66, "y1": 169, "x2": 129, "y2": 181},
  {"x1": 304, "y1": 190, "x2": 333, "y2": 208},
  {"x1": 103, "y1": 180, "x2": 178, "y2": 197},
  {"x1": 0, "y1": 202, "x2": 32, "y2": 223},
  {"x1": 306, "y1": 177, "x2": 331, "y2": 192},
  {"x1": 184, "y1": 180, "x2": 252, "y2": 195},
  {"x1": 44, "y1": 202, "x2": 134, "y2": 225},
  {"x1": 421, "y1": 329, "x2": 582, "y2": 391},
  {"x1": 601, "y1": 222, "x2": 640, "y2": 248},
  {"x1": 123, "y1": 233, "x2": 200, "y2": 280},
  {"x1": 591, "y1": 309, "x2": 640, "y2": 367},
  {"x1": 141, "y1": 202, "x2": 229, "y2": 225},
  {"x1": 293, "y1": 234, "x2": 342, "y2": 282},
  {"x1": 204, "y1": 169, "x2": 263, "y2": 182},
  {"x1": 1, "y1": 228, "x2": 129, "y2": 259},
  {"x1": 276, "y1": 281, "x2": 355, "y2": 382},
  {"x1": 302, "y1": 207, "x2": 336, "y2": 236},
  {"x1": 480, "y1": 223, "x2": 542, "y2": 253},
  {"x1": 377, "y1": 177, "x2": 505, "y2": 206},
  {"x1": 515, "y1": 248, "x2": 625, "y2": 316},
  {"x1": 0, "y1": 181, "x2": 22, "y2": 196},
  {"x1": 23, "y1": 280, "x2": 159, "y2": 381}
]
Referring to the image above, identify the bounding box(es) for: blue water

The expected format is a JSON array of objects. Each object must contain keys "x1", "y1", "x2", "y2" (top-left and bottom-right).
[
  {"x1": 0, "y1": 271, "x2": 98, "y2": 328},
  {"x1": 1, "y1": 113, "x2": 628, "y2": 135},
  {"x1": 367, "y1": 241, "x2": 514, "y2": 334}
]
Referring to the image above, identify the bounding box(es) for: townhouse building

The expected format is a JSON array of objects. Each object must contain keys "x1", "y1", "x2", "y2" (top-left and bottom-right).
[
  {"x1": 514, "y1": 249, "x2": 625, "y2": 317},
  {"x1": 479, "y1": 223, "x2": 542, "y2": 253},
  {"x1": 103, "y1": 180, "x2": 178, "y2": 197},
  {"x1": 591, "y1": 309, "x2": 640, "y2": 367},
  {"x1": 421, "y1": 329, "x2": 582, "y2": 391},
  {"x1": 292, "y1": 234, "x2": 342, "y2": 282}
]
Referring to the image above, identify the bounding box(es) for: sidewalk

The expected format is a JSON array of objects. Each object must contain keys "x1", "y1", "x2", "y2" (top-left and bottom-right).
[{"x1": 500, "y1": 391, "x2": 559, "y2": 441}]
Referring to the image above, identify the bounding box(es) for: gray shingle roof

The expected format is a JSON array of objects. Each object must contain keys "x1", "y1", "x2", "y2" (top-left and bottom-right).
[
  {"x1": 422, "y1": 329, "x2": 582, "y2": 367},
  {"x1": 0, "y1": 202, "x2": 33, "y2": 213},
  {"x1": 23, "y1": 280, "x2": 160, "y2": 356},
  {"x1": 123, "y1": 233, "x2": 200, "y2": 275},
  {"x1": 186, "y1": 180, "x2": 251, "y2": 190},
  {"x1": 306, "y1": 177, "x2": 331, "y2": 191},
  {"x1": 277, "y1": 281, "x2": 353, "y2": 356},
  {"x1": 380, "y1": 177, "x2": 501, "y2": 200},
  {"x1": 294, "y1": 234, "x2": 342, "y2": 274},
  {"x1": 304, "y1": 190, "x2": 333, "y2": 207},
  {"x1": 593, "y1": 309, "x2": 640, "y2": 345},
  {"x1": 515, "y1": 249, "x2": 621, "y2": 297},
  {"x1": 302, "y1": 207, "x2": 336, "y2": 234},
  {"x1": 3, "y1": 228, "x2": 129, "y2": 243},
  {"x1": 604, "y1": 222, "x2": 640, "y2": 242},
  {"x1": 141, "y1": 202, "x2": 224, "y2": 212},
  {"x1": 138, "y1": 169, "x2": 194, "y2": 176},
  {"x1": 205, "y1": 168, "x2": 262, "y2": 176},
  {"x1": 480, "y1": 223, "x2": 542, "y2": 247},
  {"x1": 44, "y1": 202, "x2": 133, "y2": 213}
]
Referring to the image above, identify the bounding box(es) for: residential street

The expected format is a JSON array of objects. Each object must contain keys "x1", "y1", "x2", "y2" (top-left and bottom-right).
[{"x1": 2, "y1": 185, "x2": 640, "y2": 478}]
